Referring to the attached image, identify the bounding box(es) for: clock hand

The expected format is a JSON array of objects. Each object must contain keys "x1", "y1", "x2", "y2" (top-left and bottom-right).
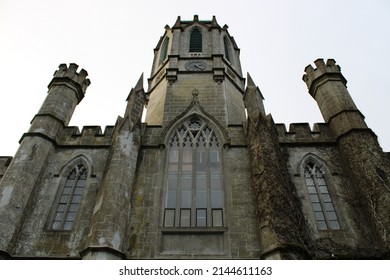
[{"x1": 194, "y1": 63, "x2": 205, "y2": 70}]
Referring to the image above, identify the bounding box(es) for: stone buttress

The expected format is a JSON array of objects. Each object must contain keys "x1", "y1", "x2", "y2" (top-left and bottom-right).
[
  {"x1": 81, "y1": 75, "x2": 146, "y2": 259},
  {"x1": 244, "y1": 74, "x2": 310, "y2": 259}
]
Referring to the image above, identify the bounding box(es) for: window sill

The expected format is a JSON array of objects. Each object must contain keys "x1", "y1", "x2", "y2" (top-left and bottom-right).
[{"x1": 160, "y1": 227, "x2": 228, "y2": 235}]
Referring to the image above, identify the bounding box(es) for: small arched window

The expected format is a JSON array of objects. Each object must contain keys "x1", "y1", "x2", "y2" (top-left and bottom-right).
[
  {"x1": 304, "y1": 161, "x2": 340, "y2": 230},
  {"x1": 160, "y1": 37, "x2": 169, "y2": 63},
  {"x1": 50, "y1": 162, "x2": 87, "y2": 230},
  {"x1": 164, "y1": 117, "x2": 223, "y2": 227},
  {"x1": 189, "y1": 28, "x2": 202, "y2": 52},
  {"x1": 223, "y1": 37, "x2": 231, "y2": 62}
]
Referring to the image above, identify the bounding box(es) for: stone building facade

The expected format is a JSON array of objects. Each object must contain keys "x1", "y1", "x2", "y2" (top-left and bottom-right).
[{"x1": 0, "y1": 16, "x2": 389, "y2": 260}]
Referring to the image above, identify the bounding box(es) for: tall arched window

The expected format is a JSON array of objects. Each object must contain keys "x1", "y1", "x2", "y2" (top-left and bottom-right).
[
  {"x1": 303, "y1": 160, "x2": 340, "y2": 230},
  {"x1": 160, "y1": 37, "x2": 169, "y2": 63},
  {"x1": 189, "y1": 28, "x2": 202, "y2": 52},
  {"x1": 50, "y1": 162, "x2": 87, "y2": 230},
  {"x1": 223, "y1": 36, "x2": 231, "y2": 62},
  {"x1": 164, "y1": 117, "x2": 223, "y2": 227}
]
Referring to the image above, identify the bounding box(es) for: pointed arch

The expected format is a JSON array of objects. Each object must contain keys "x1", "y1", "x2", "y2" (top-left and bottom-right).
[
  {"x1": 160, "y1": 96, "x2": 230, "y2": 147},
  {"x1": 163, "y1": 115, "x2": 224, "y2": 228},
  {"x1": 300, "y1": 153, "x2": 340, "y2": 230},
  {"x1": 189, "y1": 27, "x2": 202, "y2": 52},
  {"x1": 49, "y1": 155, "x2": 90, "y2": 231}
]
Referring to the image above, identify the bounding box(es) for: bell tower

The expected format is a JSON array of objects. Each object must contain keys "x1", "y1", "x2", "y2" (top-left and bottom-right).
[{"x1": 145, "y1": 15, "x2": 246, "y2": 128}]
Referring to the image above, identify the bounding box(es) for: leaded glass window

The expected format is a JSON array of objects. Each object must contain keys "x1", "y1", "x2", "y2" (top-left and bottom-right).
[
  {"x1": 304, "y1": 161, "x2": 340, "y2": 230},
  {"x1": 189, "y1": 28, "x2": 202, "y2": 52},
  {"x1": 51, "y1": 163, "x2": 87, "y2": 231},
  {"x1": 164, "y1": 117, "x2": 223, "y2": 227}
]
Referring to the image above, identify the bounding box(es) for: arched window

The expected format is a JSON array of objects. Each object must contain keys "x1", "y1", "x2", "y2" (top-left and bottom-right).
[
  {"x1": 164, "y1": 117, "x2": 223, "y2": 227},
  {"x1": 189, "y1": 28, "x2": 202, "y2": 52},
  {"x1": 223, "y1": 37, "x2": 231, "y2": 62},
  {"x1": 303, "y1": 161, "x2": 340, "y2": 230},
  {"x1": 50, "y1": 162, "x2": 87, "y2": 230},
  {"x1": 160, "y1": 37, "x2": 169, "y2": 63}
]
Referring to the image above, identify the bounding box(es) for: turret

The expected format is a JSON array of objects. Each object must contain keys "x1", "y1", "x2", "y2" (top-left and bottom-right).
[
  {"x1": 0, "y1": 63, "x2": 90, "y2": 258},
  {"x1": 28, "y1": 63, "x2": 90, "y2": 142},
  {"x1": 302, "y1": 58, "x2": 367, "y2": 138},
  {"x1": 303, "y1": 58, "x2": 390, "y2": 255}
]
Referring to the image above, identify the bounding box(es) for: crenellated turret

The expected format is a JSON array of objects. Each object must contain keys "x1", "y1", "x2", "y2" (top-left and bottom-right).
[
  {"x1": 303, "y1": 58, "x2": 390, "y2": 255},
  {"x1": 0, "y1": 63, "x2": 90, "y2": 258},
  {"x1": 51, "y1": 63, "x2": 90, "y2": 95},
  {"x1": 28, "y1": 63, "x2": 90, "y2": 142},
  {"x1": 303, "y1": 59, "x2": 367, "y2": 138},
  {"x1": 302, "y1": 58, "x2": 344, "y2": 95}
]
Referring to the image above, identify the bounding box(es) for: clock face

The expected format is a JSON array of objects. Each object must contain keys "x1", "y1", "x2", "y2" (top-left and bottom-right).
[{"x1": 185, "y1": 60, "x2": 207, "y2": 71}]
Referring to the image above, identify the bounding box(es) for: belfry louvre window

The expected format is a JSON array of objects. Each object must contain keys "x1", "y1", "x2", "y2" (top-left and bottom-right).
[
  {"x1": 164, "y1": 117, "x2": 223, "y2": 228},
  {"x1": 304, "y1": 161, "x2": 340, "y2": 230},
  {"x1": 51, "y1": 163, "x2": 87, "y2": 230},
  {"x1": 223, "y1": 37, "x2": 231, "y2": 62},
  {"x1": 189, "y1": 28, "x2": 202, "y2": 52},
  {"x1": 160, "y1": 37, "x2": 169, "y2": 63}
]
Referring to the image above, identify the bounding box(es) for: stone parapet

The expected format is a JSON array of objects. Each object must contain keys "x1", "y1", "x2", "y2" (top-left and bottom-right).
[
  {"x1": 302, "y1": 59, "x2": 346, "y2": 97},
  {"x1": 49, "y1": 63, "x2": 91, "y2": 101},
  {"x1": 59, "y1": 125, "x2": 114, "y2": 147},
  {"x1": 276, "y1": 122, "x2": 335, "y2": 145}
]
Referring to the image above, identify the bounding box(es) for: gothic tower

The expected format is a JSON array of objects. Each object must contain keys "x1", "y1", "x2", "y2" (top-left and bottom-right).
[
  {"x1": 128, "y1": 15, "x2": 261, "y2": 259},
  {"x1": 0, "y1": 16, "x2": 389, "y2": 260}
]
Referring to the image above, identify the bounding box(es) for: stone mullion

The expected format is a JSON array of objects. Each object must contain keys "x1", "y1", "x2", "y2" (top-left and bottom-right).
[
  {"x1": 311, "y1": 165, "x2": 329, "y2": 229},
  {"x1": 60, "y1": 168, "x2": 79, "y2": 229}
]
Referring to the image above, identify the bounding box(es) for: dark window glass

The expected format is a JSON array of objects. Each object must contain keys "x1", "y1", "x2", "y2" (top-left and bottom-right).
[
  {"x1": 304, "y1": 161, "x2": 340, "y2": 230},
  {"x1": 190, "y1": 28, "x2": 202, "y2": 52},
  {"x1": 160, "y1": 37, "x2": 169, "y2": 63},
  {"x1": 223, "y1": 37, "x2": 231, "y2": 62},
  {"x1": 51, "y1": 163, "x2": 87, "y2": 231}
]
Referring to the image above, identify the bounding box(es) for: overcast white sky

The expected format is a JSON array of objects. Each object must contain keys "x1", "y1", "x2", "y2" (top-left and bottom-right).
[{"x1": 1, "y1": 0, "x2": 389, "y2": 155}]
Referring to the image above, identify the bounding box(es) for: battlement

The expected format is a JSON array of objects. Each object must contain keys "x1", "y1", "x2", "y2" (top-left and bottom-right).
[
  {"x1": 276, "y1": 122, "x2": 336, "y2": 145},
  {"x1": 302, "y1": 59, "x2": 346, "y2": 95},
  {"x1": 51, "y1": 63, "x2": 91, "y2": 94},
  {"x1": 59, "y1": 125, "x2": 114, "y2": 146}
]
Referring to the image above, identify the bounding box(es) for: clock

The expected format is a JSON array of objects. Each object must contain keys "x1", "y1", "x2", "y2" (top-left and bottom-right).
[{"x1": 185, "y1": 60, "x2": 207, "y2": 71}]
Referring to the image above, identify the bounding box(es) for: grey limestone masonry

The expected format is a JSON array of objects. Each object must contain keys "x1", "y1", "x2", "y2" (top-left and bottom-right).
[{"x1": 0, "y1": 16, "x2": 389, "y2": 260}]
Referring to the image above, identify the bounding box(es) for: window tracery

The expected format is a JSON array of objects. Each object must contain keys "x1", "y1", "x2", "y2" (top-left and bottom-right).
[
  {"x1": 50, "y1": 162, "x2": 87, "y2": 231},
  {"x1": 303, "y1": 161, "x2": 340, "y2": 230},
  {"x1": 164, "y1": 117, "x2": 223, "y2": 227}
]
